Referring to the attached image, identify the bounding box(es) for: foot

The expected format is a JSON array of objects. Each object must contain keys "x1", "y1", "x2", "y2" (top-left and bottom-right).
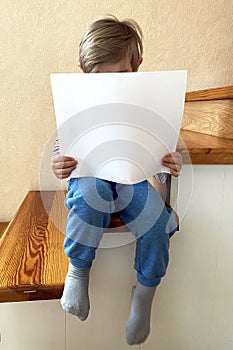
[
  {"x1": 60, "y1": 263, "x2": 90, "y2": 321},
  {"x1": 126, "y1": 283, "x2": 156, "y2": 345}
]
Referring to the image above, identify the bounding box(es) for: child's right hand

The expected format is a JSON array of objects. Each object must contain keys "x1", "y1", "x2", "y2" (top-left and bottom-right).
[{"x1": 51, "y1": 155, "x2": 78, "y2": 179}]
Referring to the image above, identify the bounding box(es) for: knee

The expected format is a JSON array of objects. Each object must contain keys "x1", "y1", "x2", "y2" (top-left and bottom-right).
[{"x1": 65, "y1": 177, "x2": 114, "y2": 213}]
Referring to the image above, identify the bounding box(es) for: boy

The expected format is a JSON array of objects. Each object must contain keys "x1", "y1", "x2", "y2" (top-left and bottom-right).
[{"x1": 51, "y1": 16, "x2": 182, "y2": 345}]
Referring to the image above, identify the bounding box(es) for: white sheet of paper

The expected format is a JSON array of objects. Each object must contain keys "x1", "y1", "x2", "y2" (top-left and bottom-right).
[{"x1": 50, "y1": 71, "x2": 187, "y2": 184}]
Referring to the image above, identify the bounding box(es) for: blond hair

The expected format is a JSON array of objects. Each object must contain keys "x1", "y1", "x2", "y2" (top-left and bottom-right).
[{"x1": 79, "y1": 16, "x2": 143, "y2": 73}]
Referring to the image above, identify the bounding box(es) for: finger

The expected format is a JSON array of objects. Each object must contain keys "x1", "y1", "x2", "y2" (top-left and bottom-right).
[
  {"x1": 59, "y1": 166, "x2": 77, "y2": 176},
  {"x1": 55, "y1": 165, "x2": 77, "y2": 178},
  {"x1": 163, "y1": 152, "x2": 182, "y2": 160},
  {"x1": 163, "y1": 162, "x2": 181, "y2": 175},
  {"x1": 53, "y1": 155, "x2": 75, "y2": 162},
  {"x1": 162, "y1": 155, "x2": 182, "y2": 166},
  {"x1": 163, "y1": 151, "x2": 182, "y2": 158},
  {"x1": 53, "y1": 160, "x2": 78, "y2": 170},
  {"x1": 163, "y1": 162, "x2": 181, "y2": 171},
  {"x1": 170, "y1": 168, "x2": 179, "y2": 177},
  {"x1": 52, "y1": 159, "x2": 78, "y2": 170},
  {"x1": 52, "y1": 156, "x2": 77, "y2": 164}
]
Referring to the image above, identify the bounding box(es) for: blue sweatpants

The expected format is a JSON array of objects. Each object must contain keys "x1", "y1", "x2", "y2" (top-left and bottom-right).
[{"x1": 64, "y1": 177, "x2": 178, "y2": 287}]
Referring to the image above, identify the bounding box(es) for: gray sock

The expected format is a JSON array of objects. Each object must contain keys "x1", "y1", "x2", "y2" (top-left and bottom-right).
[
  {"x1": 60, "y1": 263, "x2": 90, "y2": 321},
  {"x1": 126, "y1": 283, "x2": 156, "y2": 345}
]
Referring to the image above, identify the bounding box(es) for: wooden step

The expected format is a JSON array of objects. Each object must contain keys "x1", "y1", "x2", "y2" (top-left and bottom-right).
[
  {"x1": 185, "y1": 86, "x2": 233, "y2": 102},
  {"x1": 178, "y1": 129, "x2": 233, "y2": 164},
  {"x1": 182, "y1": 99, "x2": 233, "y2": 140},
  {"x1": 0, "y1": 191, "x2": 66, "y2": 302},
  {"x1": 0, "y1": 222, "x2": 9, "y2": 239},
  {"x1": 0, "y1": 190, "x2": 178, "y2": 303},
  {"x1": 179, "y1": 86, "x2": 233, "y2": 164},
  {"x1": 183, "y1": 86, "x2": 233, "y2": 140},
  {"x1": 0, "y1": 191, "x2": 130, "y2": 303}
]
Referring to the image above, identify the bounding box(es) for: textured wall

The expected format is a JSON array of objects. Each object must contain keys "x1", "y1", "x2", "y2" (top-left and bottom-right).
[{"x1": 1, "y1": 0, "x2": 233, "y2": 220}]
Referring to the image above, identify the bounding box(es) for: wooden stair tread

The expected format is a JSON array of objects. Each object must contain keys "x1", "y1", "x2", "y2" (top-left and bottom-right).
[
  {"x1": 179, "y1": 129, "x2": 233, "y2": 164},
  {"x1": 0, "y1": 222, "x2": 9, "y2": 239},
  {"x1": 0, "y1": 191, "x2": 66, "y2": 302},
  {"x1": 0, "y1": 191, "x2": 129, "y2": 302},
  {"x1": 185, "y1": 86, "x2": 233, "y2": 101},
  {"x1": 182, "y1": 99, "x2": 233, "y2": 140},
  {"x1": 180, "y1": 86, "x2": 233, "y2": 164}
]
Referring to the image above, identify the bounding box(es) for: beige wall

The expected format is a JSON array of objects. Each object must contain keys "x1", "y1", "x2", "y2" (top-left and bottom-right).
[{"x1": 1, "y1": 0, "x2": 233, "y2": 221}]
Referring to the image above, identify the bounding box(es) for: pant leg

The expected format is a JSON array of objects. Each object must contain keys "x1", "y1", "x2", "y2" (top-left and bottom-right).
[
  {"x1": 64, "y1": 177, "x2": 115, "y2": 269},
  {"x1": 117, "y1": 180, "x2": 178, "y2": 287}
]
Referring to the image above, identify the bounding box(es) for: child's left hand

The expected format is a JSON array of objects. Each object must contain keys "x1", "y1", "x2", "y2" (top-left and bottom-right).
[{"x1": 162, "y1": 152, "x2": 183, "y2": 177}]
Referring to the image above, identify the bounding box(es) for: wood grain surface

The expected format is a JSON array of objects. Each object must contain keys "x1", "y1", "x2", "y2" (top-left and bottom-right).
[
  {"x1": 178, "y1": 130, "x2": 233, "y2": 164},
  {"x1": 182, "y1": 100, "x2": 233, "y2": 139},
  {"x1": 0, "y1": 223, "x2": 9, "y2": 239},
  {"x1": 185, "y1": 86, "x2": 233, "y2": 101},
  {"x1": 0, "y1": 191, "x2": 131, "y2": 302},
  {"x1": 181, "y1": 85, "x2": 233, "y2": 163},
  {"x1": 0, "y1": 191, "x2": 68, "y2": 302}
]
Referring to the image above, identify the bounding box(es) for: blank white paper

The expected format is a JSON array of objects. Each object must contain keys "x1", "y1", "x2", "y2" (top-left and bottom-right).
[{"x1": 50, "y1": 70, "x2": 187, "y2": 184}]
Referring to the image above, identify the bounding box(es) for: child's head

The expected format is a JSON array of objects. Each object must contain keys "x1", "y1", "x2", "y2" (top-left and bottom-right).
[{"x1": 79, "y1": 16, "x2": 143, "y2": 73}]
